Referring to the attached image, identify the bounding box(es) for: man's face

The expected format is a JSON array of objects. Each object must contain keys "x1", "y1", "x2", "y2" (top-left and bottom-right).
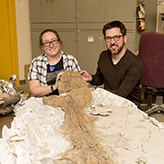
[{"x1": 104, "y1": 28, "x2": 127, "y2": 55}]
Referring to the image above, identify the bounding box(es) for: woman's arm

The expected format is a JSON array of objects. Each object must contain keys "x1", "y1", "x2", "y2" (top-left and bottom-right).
[
  {"x1": 29, "y1": 80, "x2": 55, "y2": 97},
  {"x1": 29, "y1": 71, "x2": 64, "y2": 97}
]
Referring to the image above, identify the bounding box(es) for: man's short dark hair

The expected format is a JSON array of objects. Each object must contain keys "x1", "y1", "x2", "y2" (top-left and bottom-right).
[{"x1": 102, "y1": 21, "x2": 127, "y2": 36}]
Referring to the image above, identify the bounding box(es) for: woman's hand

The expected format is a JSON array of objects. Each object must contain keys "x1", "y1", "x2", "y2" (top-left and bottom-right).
[{"x1": 54, "y1": 71, "x2": 64, "y2": 89}]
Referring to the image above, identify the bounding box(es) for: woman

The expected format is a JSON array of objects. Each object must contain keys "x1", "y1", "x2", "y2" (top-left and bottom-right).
[{"x1": 28, "y1": 29, "x2": 81, "y2": 97}]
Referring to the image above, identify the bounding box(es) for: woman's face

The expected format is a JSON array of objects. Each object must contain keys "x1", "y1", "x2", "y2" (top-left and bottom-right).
[{"x1": 42, "y1": 31, "x2": 60, "y2": 57}]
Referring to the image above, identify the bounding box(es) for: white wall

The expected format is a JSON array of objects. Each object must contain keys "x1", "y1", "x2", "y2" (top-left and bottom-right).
[{"x1": 15, "y1": 0, "x2": 32, "y2": 81}]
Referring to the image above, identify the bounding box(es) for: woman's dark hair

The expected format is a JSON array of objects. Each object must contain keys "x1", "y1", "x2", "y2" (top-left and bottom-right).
[
  {"x1": 39, "y1": 29, "x2": 63, "y2": 49},
  {"x1": 102, "y1": 21, "x2": 127, "y2": 36}
]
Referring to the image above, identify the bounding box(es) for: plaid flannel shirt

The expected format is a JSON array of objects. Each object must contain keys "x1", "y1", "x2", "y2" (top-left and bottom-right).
[{"x1": 28, "y1": 51, "x2": 81, "y2": 86}]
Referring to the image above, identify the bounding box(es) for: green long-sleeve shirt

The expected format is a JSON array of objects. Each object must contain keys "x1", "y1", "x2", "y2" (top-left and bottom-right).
[{"x1": 90, "y1": 49, "x2": 143, "y2": 102}]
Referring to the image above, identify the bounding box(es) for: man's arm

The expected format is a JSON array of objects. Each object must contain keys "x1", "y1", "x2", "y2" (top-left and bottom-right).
[{"x1": 110, "y1": 61, "x2": 143, "y2": 97}]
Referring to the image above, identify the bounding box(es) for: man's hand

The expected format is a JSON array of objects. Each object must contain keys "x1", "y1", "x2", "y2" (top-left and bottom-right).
[{"x1": 80, "y1": 70, "x2": 92, "y2": 82}]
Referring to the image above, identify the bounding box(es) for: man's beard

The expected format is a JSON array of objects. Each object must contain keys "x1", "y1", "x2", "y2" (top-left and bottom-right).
[{"x1": 109, "y1": 42, "x2": 125, "y2": 55}]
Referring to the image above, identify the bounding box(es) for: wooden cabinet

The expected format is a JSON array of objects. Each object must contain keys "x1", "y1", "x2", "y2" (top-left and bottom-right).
[
  {"x1": 29, "y1": 0, "x2": 137, "y2": 73},
  {"x1": 29, "y1": 0, "x2": 52, "y2": 22},
  {"x1": 30, "y1": 29, "x2": 77, "y2": 59},
  {"x1": 29, "y1": 0, "x2": 76, "y2": 59},
  {"x1": 77, "y1": 30, "x2": 104, "y2": 73},
  {"x1": 76, "y1": 0, "x2": 137, "y2": 71},
  {"x1": 29, "y1": 0, "x2": 76, "y2": 23},
  {"x1": 77, "y1": 0, "x2": 105, "y2": 23},
  {"x1": 52, "y1": 0, "x2": 76, "y2": 23},
  {"x1": 105, "y1": 0, "x2": 136, "y2": 22}
]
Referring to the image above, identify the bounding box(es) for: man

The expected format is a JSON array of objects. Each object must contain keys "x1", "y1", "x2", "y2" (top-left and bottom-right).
[{"x1": 80, "y1": 20, "x2": 143, "y2": 109}]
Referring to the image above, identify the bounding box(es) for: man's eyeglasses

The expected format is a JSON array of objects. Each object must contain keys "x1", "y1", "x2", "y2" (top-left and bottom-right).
[
  {"x1": 42, "y1": 39, "x2": 59, "y2": 47},
  {"x1": 104, "y1": 35, "x2": 123, "y2": 43}
]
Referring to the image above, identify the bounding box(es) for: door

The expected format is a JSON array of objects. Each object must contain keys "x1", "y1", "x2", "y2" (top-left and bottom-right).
[
  {"x1": 58, "y1": 30, "x2": 77, "y2": 58},
  {"x1": 77, "y1": 30, "x2": 104, "y2": 74},
  {"x1": 77, "y1": 0, "x2": 104, "y2": 23},
  {"x1": 105, "y1": 0, "x2": 135, "y2": 22},
  {"x1": 31, "y1": 30, "x2": 43, "y2": 59},
  {"x1": 29, "y1": 0, "x2": 76, "y2": 23},
  {"x1": 29, "y1": 0, "x2": 52, "y2": 23},
  {"x1": 52, "y1": 0, "x2": 76, "y2": 23}
]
